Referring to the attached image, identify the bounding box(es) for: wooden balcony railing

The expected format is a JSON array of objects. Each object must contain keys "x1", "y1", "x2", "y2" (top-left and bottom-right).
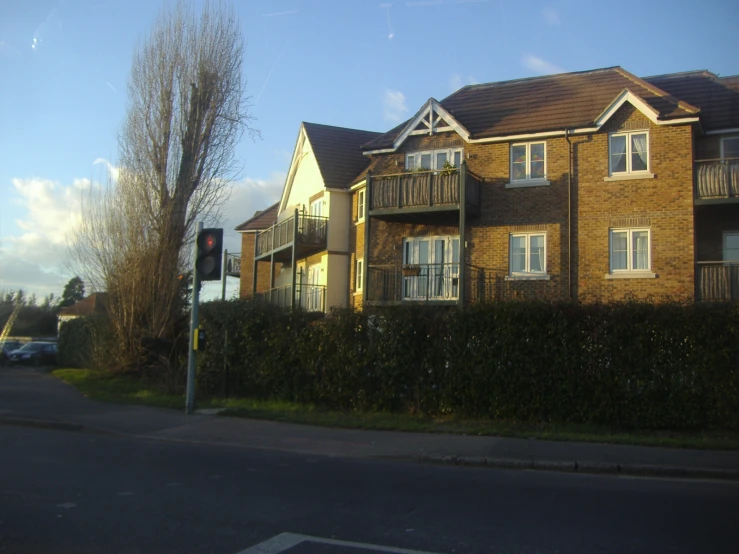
[
  {"x1": 695, "y1": 158, "x2": 739, "y2": 201},
  {"x1": 254, "y1": 213, "x2": 328, "y2": 258},
  {"x1": 369, "y1": 169, "x2": 480, "y2": 215},
  {"x1": 696, "y1": 262, "x2": 739, "y2": 301}
]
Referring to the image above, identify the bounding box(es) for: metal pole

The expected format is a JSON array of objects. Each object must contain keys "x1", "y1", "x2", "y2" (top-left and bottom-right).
[
  {"x1": 221, "y1": 248, "x2": 228, "y2": 301},
  {"x1": 186, "y1": 221, "x2": 203, "y2": 415},
  {"x1": 458, "y1": 162, "x2": 467, "y2": 307},
  {"x1": 291, "y1": 208, "x2": 299, "y2": 309}
]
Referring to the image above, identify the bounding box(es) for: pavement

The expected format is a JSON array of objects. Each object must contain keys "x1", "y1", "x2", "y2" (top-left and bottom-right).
[{"x1": 1, "y1": 365, "x2": 738, "y2": 481}]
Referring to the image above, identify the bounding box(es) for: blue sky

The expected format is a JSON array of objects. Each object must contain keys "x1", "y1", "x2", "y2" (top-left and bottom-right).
[{"x1": 1, "y1": 0, "x2": 738, "y2": 300}]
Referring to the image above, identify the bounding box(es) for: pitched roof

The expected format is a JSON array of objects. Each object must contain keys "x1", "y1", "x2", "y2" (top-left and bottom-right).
[
  {"x1": 302, "y1": 122, "x2": 382, "y2": 189},
  {"x1": 235, "y1": 202, "x2": 279, "y2": 232},
  {"x1": 643, "y1": 71, "x2": 739, "y2": 132},
  {"x1": 361, "y1": 67, "x2": 699, "y2": 152},
  {"x1": 58, "y1": 293, "x2": 108, "y2": 317}
]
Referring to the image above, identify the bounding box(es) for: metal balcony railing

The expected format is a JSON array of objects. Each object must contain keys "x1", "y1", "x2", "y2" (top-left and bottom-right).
[
  {"x1": 367, "y1": 263, "x2": 461, "y2": 302},
  {"x1": 254, "y1": 283, "x2": 327, "y2": 312},
  {"x1": 696, "y1": 261, "x2": 739, "y2": 301},
  {"x1": 225, "y1": 252, "x2": 241, "y2": 276},
  {"x1": 254, "y1": 213, "x2": 328, "y2": 258},
  {"x1": 694, "y1": 158, "x2": 739, "y2": 201}
]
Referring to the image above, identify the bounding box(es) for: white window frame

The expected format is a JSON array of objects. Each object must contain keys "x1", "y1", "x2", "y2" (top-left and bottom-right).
[
  {"x1": 609, "y1": 131, "x2": 650, "y2": 176},
  {"x1": 406, "y1": 148, "x2": 463, "y2": 171},
  {"x1": 609, "y1": 228, "x2": 652, "y2": 274},
  {"x1": 402, "y1": 235, "x2": 460, "y2": 300},
  {"x1": 355, "y1": 258, "x2": 363, "y2": 291},
  {"x1": 510, "y1": 141, "x2": 547, "y2": 183},
  {"x1": 720, "y1": 136, "x2": 739, "y2": 160},
  {"x1": 356, "y1": 189, "x2": 365, "y2": 223},
  {"x1": 508, "y1": 232, "x2": 547, "y2": 277},
  {"x1": 309, "y1": 198, "x2": 323, "y2": 218}
]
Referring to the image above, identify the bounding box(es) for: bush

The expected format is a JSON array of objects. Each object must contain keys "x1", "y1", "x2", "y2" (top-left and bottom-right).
[
  {"x1": 192, "y1": 299, "x2": 739, "y2": 430},
  {"x1": 57, "y1": 314, "x2": 117, "y2": 369}
]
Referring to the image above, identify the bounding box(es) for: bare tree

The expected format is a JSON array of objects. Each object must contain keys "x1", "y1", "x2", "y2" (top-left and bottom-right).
[{"x1": 71, "y1": 0, "x2": 255, "y2": 368}]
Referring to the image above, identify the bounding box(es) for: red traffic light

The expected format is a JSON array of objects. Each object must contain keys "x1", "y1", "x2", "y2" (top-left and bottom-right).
[{"x1": 196, "y1": 228, "x2": 223, "y2": 281}]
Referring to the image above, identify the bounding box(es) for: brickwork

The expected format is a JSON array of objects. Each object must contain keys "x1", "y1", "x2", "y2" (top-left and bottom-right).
[
  {"x1": 574, "y1": 105, "x2": 695, "y2": 301},
  {"x1": 360, "y1": 102, "x2": 697, "y2": 304}
]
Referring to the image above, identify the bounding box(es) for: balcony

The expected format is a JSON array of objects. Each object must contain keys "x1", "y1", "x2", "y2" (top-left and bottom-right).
[
  {"x1": 254, "y1": 283, "x2": 327, "y2": 312},
  {"x1": 369, "y1": 168, "x2": 481, "y2": 219},
  {"x1": 225, "y1": 252, "x2": 241, "y2": 277},
  {"x1": 696, "y1": 262, "x2": 739, "y2": 301},
  {"x1": 366, "y1": 263, "x2": 462, "y2": 305},
  {"x1": 254, "y1": 212, "x2": 328, "y2": 262},
  {"x1": 694, "y1": 159, "x2": 739, "y2": 204}
]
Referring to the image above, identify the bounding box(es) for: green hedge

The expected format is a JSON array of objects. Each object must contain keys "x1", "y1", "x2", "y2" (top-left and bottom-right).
[
  {"x1": 57, "y1": 315, "x2": 116, "y2": 369},
  {"x1": 194, "y1": 300, "x2": 739, "y2": 430}
]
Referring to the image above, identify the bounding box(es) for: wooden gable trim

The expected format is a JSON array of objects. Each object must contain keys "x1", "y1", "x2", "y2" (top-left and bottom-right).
[{"x1": 365, "y1": 98, "x2": 470, "y2": 154}]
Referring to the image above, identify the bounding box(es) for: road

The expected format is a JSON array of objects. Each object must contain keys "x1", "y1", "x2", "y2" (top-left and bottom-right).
[{"x1": 1, "y1": 425, "x2": 737, "y2": 554}]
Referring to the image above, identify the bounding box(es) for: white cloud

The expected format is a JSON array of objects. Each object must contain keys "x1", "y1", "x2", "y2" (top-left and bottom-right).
[
  {"x1": 383, "y1": 89, "x2": 408, "y2": 123},
  {"x1": 541, "y1": 6, "x2": 560, "y2": 25},
  {"x1": 522, "y1": 55, "x2": 563, "y2": 75},
  {"x1": 0, "y1": 176, "x2": 89, "y2": 296},
  {"x1": 93, "y1": 158, "x2": 120, "y2": 182}
]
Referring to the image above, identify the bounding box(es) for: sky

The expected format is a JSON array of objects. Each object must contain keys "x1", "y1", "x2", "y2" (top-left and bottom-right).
[{"x1": 1, "y1": 0, "x2": 739, "y2": 301}]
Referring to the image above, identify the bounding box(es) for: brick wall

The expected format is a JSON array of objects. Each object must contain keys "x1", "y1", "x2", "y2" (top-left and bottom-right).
[
  {"x1": 239, "y1": 232, "x2": 279, "y2": 298},
  {"x1": 361, "y1": 102, "x2": 697, "y2": 304}
]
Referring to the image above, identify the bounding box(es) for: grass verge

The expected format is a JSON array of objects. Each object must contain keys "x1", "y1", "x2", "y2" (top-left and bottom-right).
[{"x1": 53, "y1": 368, "x2": 739, "y2": 450}]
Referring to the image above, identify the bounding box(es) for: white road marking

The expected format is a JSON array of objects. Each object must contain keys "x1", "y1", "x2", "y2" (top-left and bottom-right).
[
  {"x1": 56, "y1": 503, "x2": 77, "y2": 509},
  {"x1": 236, "y1": 532, "x2": 442, "y2": 554}
]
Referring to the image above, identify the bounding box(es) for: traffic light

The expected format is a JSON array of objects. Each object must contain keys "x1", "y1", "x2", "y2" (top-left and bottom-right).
[{"x1": 196, "y1": 228, "x2": 223, "y2": 281}]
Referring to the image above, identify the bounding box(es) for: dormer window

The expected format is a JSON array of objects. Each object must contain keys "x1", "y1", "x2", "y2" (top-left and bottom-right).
[
  {"x1": 609, "y1": 131, "x2": 649, "y2": 175},
  {"x1": 406, "y1": 148, "x2": 462, "y2": 171}
]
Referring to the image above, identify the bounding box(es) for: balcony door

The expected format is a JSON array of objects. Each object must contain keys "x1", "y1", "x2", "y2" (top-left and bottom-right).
[
  {"x1": 304, "y1": 264, "x2": 321, "y2": 311},
  {"x1": 725, "y1": 232, "x2": 739, "y2": 261},
  {"x1": 403, "y1": 236, "x2": 459, "y2": 300}
]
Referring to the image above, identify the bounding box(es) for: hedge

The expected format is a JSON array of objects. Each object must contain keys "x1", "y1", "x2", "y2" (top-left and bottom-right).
[{"x1": 196, "y1": 300, "x2": 739, "y2": 431}]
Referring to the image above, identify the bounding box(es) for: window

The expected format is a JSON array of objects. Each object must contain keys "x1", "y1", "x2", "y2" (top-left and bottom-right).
[
  {"x1": 357, "y1": 189, "x2": 365, "y2": 222},
  {"x1": 725, "y1": 232, "x2": 739, "y2": 261},
  {"x1": 402, "y1": 235, "x2": 460, "y2": 300},
  {"x1": 509, "y1": 233, "x2": 546, "y2": 275},
  {"x1": 309, "y1": 198, "x2": 323, "y2": 217},
  {"x1": 609, "y1": 131, "x2": 649, "y2": 175},
  {"x1": 721, "y1": 136, "x2": 739, "y2": 160},
  {"x1": 356, "y1": 258, "x2": 363, "y2": 291},
  {"x1": 511, "y1": 142, "x2": 546, "y2": 181},
  {"x1": 406, "y1": 148, "x2": 462, "y2": 171},
  {"x1": 610, "y1": 229, "x2": 651, "y2": 272}
]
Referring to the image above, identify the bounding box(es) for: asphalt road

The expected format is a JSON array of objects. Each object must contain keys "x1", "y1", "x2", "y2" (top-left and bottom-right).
[{"x1": 1, "y1": 426, "x2": 738, "y2": 554}]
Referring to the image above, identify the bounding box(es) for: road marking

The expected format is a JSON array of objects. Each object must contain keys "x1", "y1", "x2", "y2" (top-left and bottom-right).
[
  {"x1": 56, "y1": 502, "x2": 77, "y2": 509},
  {"x1": 236, "y1": 532, "x2": 442, "y2": 554}
]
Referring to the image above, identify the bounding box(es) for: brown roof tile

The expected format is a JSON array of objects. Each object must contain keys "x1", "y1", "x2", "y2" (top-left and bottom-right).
[
  {"x1": 363, "y1": 67, "x2": 699, "y2": 151},
  {"x1": 644, "y1": 71, "x2": 739, "y2": 132},
  {"x1": 58, "y1": 293, "x2": 108, "y2": 317},
  {"x1": 302, "y1": 123, "x2": 381, "y2": 189},
  {"x1": 235, "y1": 202, "x2": 279, "y2": 232}
]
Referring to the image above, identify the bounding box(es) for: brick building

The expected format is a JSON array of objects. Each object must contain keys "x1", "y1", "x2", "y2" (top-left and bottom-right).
[{"x1": 237, "y1": 67, "x2": 739, "y2": 311}]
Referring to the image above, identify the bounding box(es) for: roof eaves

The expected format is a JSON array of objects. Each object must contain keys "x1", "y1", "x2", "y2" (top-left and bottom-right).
[{"x1": 614, "y1": 67, "x2": 700, "y2": 115}]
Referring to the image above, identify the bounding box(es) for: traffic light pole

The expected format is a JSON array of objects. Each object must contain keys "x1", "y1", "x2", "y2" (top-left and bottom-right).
[{"x1": 185, "y1": 221, "x2": 203, "y2": 415}]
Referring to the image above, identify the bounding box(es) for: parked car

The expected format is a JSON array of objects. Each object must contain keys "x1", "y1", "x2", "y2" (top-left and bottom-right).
[
  {"x1": 7, "y1": 342, "x2": 58, "y2": 367},
  {"x1": 1, "y1": 340, "x2": 23, "y2": 367}
]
